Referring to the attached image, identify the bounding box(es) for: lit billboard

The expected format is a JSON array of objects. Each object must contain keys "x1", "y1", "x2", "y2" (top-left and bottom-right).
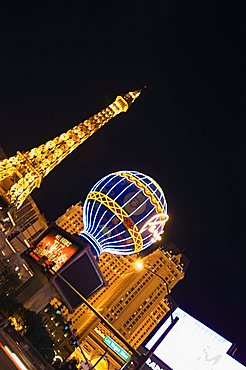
[
  {"x1": 23, "y1": 224, "x2": 106, "y2": 311},
  {"x1": 141, "y1": 307, "x2": 246, "y2": 370},
  {"x1": 215, "y1": 354, "x2": 246, "y2": 370},
  {"x1": 28, "y1": 227, "x2": 79, "y2": 274}
]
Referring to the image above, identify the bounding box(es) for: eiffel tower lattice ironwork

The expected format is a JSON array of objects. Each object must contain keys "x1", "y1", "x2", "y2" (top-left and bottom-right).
[{"x1": 0, "y1": 89, "x2": 143, "y2": 210}]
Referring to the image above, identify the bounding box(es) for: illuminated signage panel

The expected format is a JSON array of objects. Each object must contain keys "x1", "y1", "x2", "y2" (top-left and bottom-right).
[
  {"x1": 103, "y1": 336, "x2": 130, "y2": 361},
  {"x1": 215, "y1": 354, "x2": 246, "y2": 369},
  {"x1": 24, "y1": 225, "x2": 105, "y2": 311},
  {"x1": 145, "y1": 307, "x2": 234, "y2": 370},
  {"x1": 29, "y1": 228, "x2": 79, "y2": 274}
]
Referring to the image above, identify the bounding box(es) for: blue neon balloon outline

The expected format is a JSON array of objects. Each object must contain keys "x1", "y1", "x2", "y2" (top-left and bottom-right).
[
  {"x1": 86, "y1": 173, "x2": 120, "y2": 233},
  {"x1": 98, "y1": 188, "x2": 161, "y2": 250},
  {"x1": 96, "y1": 187, "x2": 155, "y2": 243},
  {"x1": 92, "y1": 172, "x2": 152, "y2": 239},
  {"x1": 82, "y1": 170, "x2": 167, "y2": 255},
  {"x1": 87, "y1": 178, "x2": 134, "y2": 236}
]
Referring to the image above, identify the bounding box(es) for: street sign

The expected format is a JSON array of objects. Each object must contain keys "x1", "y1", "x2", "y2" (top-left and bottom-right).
[{"x1": 103, "y1": 335, "x2": 130, "y2": 361}]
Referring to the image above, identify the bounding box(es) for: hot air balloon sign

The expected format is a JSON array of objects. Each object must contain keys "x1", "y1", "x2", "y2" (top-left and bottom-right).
[{"x1": 80, "y1": 171, "x2": 169, "y2": 257}]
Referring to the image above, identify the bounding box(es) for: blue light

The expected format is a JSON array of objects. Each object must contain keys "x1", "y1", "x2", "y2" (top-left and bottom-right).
[{"x1": 79, "y1": 171, "x2": 168, "y2": 257}]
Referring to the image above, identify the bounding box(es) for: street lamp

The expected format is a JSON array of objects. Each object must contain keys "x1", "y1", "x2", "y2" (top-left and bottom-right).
[
  {"x1": 127, "y1": 260, "x2": 179, "y2": 370},
  {"x1": 134, "y1": 260, "x2": 174, "y2": 322},
  {"x1": 55, "y1": 272, "x2": 140, "y2": 361}
]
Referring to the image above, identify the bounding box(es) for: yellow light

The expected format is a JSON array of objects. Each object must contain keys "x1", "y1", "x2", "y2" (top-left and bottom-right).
[
  {"x1": 7, "y1": 211, "x2": 16, "y2": 226},
  {"x1": 87, "y1": 191, "x2": 143, "y2": 252},
  {"x1": 135, "y1": 260, "x2": 144, "y2": 270},
  {"x1": 24, "y1": 239, "x2": 31, "y2": 248},
  {"x1": 5, "y1": 238, "x2": 16, "y2": 253}
]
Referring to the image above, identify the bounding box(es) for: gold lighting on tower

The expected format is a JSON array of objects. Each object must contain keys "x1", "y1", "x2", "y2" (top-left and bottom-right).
[{"x1": 0, "y1": 89, "x2": 143, "y2": 210}]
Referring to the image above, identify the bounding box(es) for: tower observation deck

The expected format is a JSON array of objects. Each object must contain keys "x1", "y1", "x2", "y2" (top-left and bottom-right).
[{"x1": 0, "y1": 89, "x2": 142, "y2": 211}]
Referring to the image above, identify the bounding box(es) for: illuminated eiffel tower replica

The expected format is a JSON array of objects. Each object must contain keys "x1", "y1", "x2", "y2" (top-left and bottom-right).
[{"x1": 0, "y1": 89, "x2": 142, "y2": 231}]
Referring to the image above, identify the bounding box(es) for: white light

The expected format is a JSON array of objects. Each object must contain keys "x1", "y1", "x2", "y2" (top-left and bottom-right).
[
  {"x1": 53, "y1": 355, "x2": 63, "y2": 362},
  {"x1": 4, "y1": 346, "x2": 29, "y2": 370},
  {"x1": 145, "y1": 308, "x2": 233, "y2": 370},
  {"x1": 135, "y1": 260, "x2": 144, "y2": 270}
]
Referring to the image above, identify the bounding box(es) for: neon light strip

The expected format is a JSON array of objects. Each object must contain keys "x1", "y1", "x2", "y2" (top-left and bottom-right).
[
  {"x1": 84, "y1": 175, "x2": 105, "y2": 227},
  {"x1": 100, "y1": 211, "x2": 163, "y2": 251},
  {"x1": 97, "y1": 187, "x2": 167, "y2": 254},
  {"x1": 87, "y1": 173, "x2": 121, "y2": 233},
  {"x1": 87, "y1": 175, "x2": 128, "y2": 235},
  {"x1": 135, "y1": 200, "x2": 160, "y2": 228},
  {"x1": 102, "y1": 232, "x2": 153, "y2": 253},
  {"x1": 94, "y1": 184, "x2": 141, "y2": 240},
  {"x1": 87, "y1": 174, "x2": 119, "y2": 233},
  {"x1": 88, "y1": 191, "x2": 143, "y2": 251},
  {"x1": 131, "y1": 171, "x2": 166, "y2": 209},
  {"x1": 98, "y1": 227, "x2": 126, "y2": 244},
  {"x1": 7, "y1": 211, "x2": 16, "y2": 226},
  {"x1": 129, "y1": 172, "x2": 167, "y2": 212},
  {"x1": 82, "y1": 232, "x2": 101, "y2": 256},
  {"x1": 85, "y1": 174, "x2": 114, "y2": 230},
  {"x1": 86, "y1": 192, "x2": 143, "y2": 253},
  {"x1": 95, "y1": 173, "x2": 151, "y2": 238},
  {"x1": 100, "y1": 184, "x2": 160, "y2": 244},
  {"x1": 116, "y1": 171, "x2": 166, "y2": 213},
  {"x1": 97, "y1": 187, "x2": 150, "y2": 243}
]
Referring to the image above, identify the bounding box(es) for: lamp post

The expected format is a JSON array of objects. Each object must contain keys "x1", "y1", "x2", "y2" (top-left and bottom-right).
[
  {"x1": 135, "y1": 261, "x2": 174, "y2": 322},
  {"x1": 132, "y1": 316, "x2": 179, "y2": 370},
  {"x1": 130, "y1": 260, "x2": 179, "y2": 370},
  {"x1": 56, "y1": 272, "x2": 140, "y2": 360}
]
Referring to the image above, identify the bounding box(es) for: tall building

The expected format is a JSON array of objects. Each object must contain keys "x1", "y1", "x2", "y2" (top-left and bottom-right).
[
  {"x1": 8, "y1": 196, "x2": 48, "y2": 249},
  {"x1": 0, "y1": 146, "x2": 48, "y2": 282},
  {"x1": 55, "y1": 204, "x2": 188, "y2": 369},
  {"x1": 0, "y1": 146, "x2": 48, "y2": 250},
  {"x1": 56, "y1": 202, "x2": 83, "y2": 235}
]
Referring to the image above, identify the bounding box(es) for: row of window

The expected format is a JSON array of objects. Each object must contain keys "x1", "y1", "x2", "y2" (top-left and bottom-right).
[
  {"x1": 28, "y1": 227, "x2": 45, "y2": 243},
  {"x1": 21, "y1": 215, "x2": 39, "y2": 231},
  {"x1": 109, "y1": 273, "x2": 152, "y2": 314},
  {"x1": 124, "y1": 284, "x2": 164, "y2": 331},
  {"x1": 15, "y1": 202, "x2": 34, "y2": 220},
  {"x1": 129, "y1": 317, "x2": 156, "y2": 346},
  {"x1": 129, "y1": 304, "x2": 168, "y2": 347}
]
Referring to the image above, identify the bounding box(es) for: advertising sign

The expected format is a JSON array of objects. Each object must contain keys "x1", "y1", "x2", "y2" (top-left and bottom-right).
[
  {"x1": 143, "y1": 307, "x2": 237, "y2": 370},
  {"x1": 29, "y1": 227, "x2": 79, "y2": 274},
  {"x1": 24, "y1": 224, "x2": 106, "y2": 311}
]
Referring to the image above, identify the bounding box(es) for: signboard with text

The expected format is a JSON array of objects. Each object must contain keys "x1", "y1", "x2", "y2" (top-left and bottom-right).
[{"x1": 104, "y1": 335, "x2": 130, "y2": 361}]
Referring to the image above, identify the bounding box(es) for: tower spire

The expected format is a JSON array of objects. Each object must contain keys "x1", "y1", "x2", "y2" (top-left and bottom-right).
[{"x1": 0, "y1": 88, "x2": 143, "y2": 209}]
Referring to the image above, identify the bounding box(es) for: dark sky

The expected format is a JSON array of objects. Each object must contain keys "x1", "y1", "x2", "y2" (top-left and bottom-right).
[{"x1": 0, "y1": 1, "x2": 244, "y2": 365}]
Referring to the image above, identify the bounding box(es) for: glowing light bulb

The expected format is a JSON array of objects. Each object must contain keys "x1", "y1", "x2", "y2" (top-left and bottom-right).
[
  {"x1": 79, "y1": 170, "x2": 168, "y2": 257},
  {"x1": 135, "y1": 260, "x2": 144, "y2": 270}
]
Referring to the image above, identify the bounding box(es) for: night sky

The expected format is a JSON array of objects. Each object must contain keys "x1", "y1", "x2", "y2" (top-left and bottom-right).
[{"x1": 1, "y1": 1, "x2": 244, "y2": 364}]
